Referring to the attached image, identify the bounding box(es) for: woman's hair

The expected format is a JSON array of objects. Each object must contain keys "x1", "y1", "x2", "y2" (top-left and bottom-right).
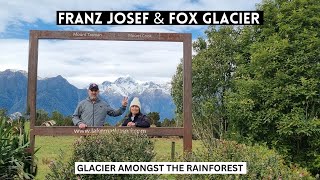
[{"x1": 128, "y1": 106, "x2": 141, "y2": 117}]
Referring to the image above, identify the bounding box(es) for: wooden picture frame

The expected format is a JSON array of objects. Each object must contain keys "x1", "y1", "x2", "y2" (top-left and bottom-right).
[{"x1": 27, "y1": 30, "x2": 192, "y2": 158}]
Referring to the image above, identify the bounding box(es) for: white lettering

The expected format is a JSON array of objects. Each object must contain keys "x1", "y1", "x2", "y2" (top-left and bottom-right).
[
  {"x1": 189, "y1": 12, "x2": 198, "y2": 24},
  {"x1": 177, "y1": 13, "x2": 188, "y2": 24},
  {"x1": 66, "y1": 13, "x2": 74, "y2": 24},
  {"x1": 203, "y1": 12, "x2": 211, "y2": 24},
  {"x1": 252, "y1": 12, "x2": 260, "y2": 24},
  {"x1": 169, "y1": 12, "x2": 176, "y2": 24},
  {"x1": 142, "y1": 13, "x2": 149, "y2": 24},
  {"x1": 84, "y1": 13, "x2": 94, "y2": 24},
  {"x1": 127, "y1": 12, "x2": 134, "y2": 24},
  {"x1": 244, "y1": 12, "x2": 251, "y2": 24},
  {"x1": 220, "y1": 13, "x2": 229, "y2": 24},
  {"x1": 58, "y1": 12, "x2": 65, "y2": 24},
  {"x1": 115, "y1": 12, "x2": 126, "y2": 24},
  {"x1": 230, "y1": 13, "x2": 238, "y2": 24},
  {"x1": 95, "y1": 12, "x2": 102, "y2": 24},
  {"x1": 74, "y1": 13, "x2": 84, "y2": 24}
]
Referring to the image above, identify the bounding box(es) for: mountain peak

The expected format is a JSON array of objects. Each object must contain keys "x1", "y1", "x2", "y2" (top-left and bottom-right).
[
  {"x1": 6, "y1": 69, "x2": 27, "y2": 73},
  {"x1": 1, "y1": 69, "x2": 28, "y2": 77},
  {"x1": 99, "y1": 77, "x2": 171, "y2": 96},
  {"x1": 114, "y1": 76, "x2": 136, "y2": 85},
  {"x1": 142, "y1": 81, "x2": 159, "y2": 88},
  {"x1": 56, "y1": 75, "x2": 64, "y2": 79},
  {"x1": 102, "y1": 80, "x2": 112, "y2": 86}
]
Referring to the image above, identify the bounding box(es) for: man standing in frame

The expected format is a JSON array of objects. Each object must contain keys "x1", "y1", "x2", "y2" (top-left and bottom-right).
[{"x1": 72, "y1": 83, "x2": 128, "y2": 129}]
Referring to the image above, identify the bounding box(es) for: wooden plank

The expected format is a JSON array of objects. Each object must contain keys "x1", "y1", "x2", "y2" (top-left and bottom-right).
[
  {"x1": 27, "y1": 31, "x2": 38, "y2": 161},
  {"x1": 34, "y1": 30, "x2": 187, "y2": 42},
  {"x1": 183, "y1": 33, "x2": 193, "y2": 152},
  {"x1": 27, "y1": 31, "x2": 39, "y2": 130},
  {"x1": 32, "y1": 126, "x2": 184, "y2": 136},
  {"x1": 27, "y1": 30, "x2": 39, "y2": 175}
]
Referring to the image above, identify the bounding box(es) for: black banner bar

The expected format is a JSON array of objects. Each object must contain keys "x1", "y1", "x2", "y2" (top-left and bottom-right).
[{"x1": 57, "y1": 11, "x2": 263, "y2": 25}]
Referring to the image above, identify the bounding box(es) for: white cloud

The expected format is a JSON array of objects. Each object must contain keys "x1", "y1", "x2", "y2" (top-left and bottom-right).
[
  {"x1": 0, "y1": 39, "x2": 29, "y2": 70},
  {"x1": 0, "y1": 39, "x2": 183, "y2": 88},
  {"x1": 0, "y1": 0, "x2": 261, "y2": 33},
  {"x1": 140, "y1": 0, "x2": 261, "y2": 11}
]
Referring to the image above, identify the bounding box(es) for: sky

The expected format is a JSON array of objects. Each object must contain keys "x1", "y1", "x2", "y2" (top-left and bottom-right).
[{"x1": 0, "y1": 0, "x2": 261, "y2": 88}]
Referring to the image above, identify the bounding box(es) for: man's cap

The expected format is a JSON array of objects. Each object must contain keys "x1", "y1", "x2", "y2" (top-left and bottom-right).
[{"x1": 89, "y1": 83, "x2": 99, "y2": 91}]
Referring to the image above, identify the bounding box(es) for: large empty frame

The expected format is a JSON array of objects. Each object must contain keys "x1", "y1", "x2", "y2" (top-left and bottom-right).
[{"x1": 27, "y1": 30, "x2": 192, "y2": 157}]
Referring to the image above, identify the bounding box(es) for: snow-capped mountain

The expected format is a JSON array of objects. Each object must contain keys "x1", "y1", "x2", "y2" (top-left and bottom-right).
[{"x1": 100, "y1": 76, "x2": 171, "y2": 96}]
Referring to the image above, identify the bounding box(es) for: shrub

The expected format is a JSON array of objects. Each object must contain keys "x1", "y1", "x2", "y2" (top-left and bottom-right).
[
  {"x1": 0, "y1": 116, "x2": 37, "y2": 179},
  {"x1": 46, "y1": 130, "x2": 157, "y2": 180},
  {"x1": 177, "y1": 140, "x2": 314, "y2": 180}
]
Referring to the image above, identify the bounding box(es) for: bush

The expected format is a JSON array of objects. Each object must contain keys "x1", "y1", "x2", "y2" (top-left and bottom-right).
[
  {"x1": 46, "y1": 130, "x2": 157, "y2": 180},
  {"x1": 177, "y1": 140, "x2": 314, "y2": 180},
  {"x1": 0, "y1": 116, "x2": 37, "y2": 179}
]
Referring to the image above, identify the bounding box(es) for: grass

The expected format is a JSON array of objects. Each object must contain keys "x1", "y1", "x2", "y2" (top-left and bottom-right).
[
  {"x1": 33, "y1": 136, "x2": 203, "y2": 179},
  {"x1": 34, "y1": 136, "x2": 77, "y2": 179}
]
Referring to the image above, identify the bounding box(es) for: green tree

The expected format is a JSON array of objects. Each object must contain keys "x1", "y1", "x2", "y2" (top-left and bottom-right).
[
  {"x1": 51, "y1": 110, "x2": 63, "y2": 126},
  {"x1": 172, "y1": 26, "x2": 239, "y2": 140},
  {"x1": 36, "y1": 109, "x2": 49, "y2": 126},
  {"x1": 0, "y1": 108, "x2": 7, "y2": 117},
  {"x1": 161, "y1": 118, "x2": 176, "y2": 127},
  {"x1": 51, "y1": 110, "x2": 63, "y2": 121},
  {"x1": 147, "y1": 112, "x2": 160, "y2": 126},
  {"x1": 63, "y1": 115, "x2": 73, "y2": 126},
  {"x1": 226, "y1": 0, "x2": 320, "y2": 174}
]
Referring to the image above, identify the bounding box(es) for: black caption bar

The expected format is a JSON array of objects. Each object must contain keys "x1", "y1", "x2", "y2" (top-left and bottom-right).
[{"x1": 57, "y1": 11, "x2": 263, "y2": 25}]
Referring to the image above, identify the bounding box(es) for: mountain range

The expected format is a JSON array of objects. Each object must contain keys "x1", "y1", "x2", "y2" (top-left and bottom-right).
[{"x1": 0, "y1": 69, "x2": 176, "y2": 125}]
